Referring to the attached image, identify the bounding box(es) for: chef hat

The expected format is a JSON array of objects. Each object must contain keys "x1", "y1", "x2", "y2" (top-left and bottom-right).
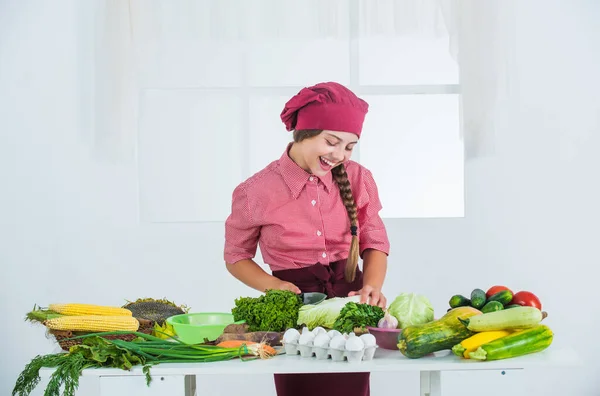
[{"x1": 280, "y1": 82, "x2": 369, "y2": 137}]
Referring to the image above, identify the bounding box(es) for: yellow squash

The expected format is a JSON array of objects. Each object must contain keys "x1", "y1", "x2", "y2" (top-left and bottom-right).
[{"x1": 452, "y1": 330, "x2": 512, "y2": 358}]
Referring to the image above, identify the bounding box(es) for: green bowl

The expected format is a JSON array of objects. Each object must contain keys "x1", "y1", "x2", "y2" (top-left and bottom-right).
[{"x1": 166, "y1": 313, "x2": 244, "y2": 344}]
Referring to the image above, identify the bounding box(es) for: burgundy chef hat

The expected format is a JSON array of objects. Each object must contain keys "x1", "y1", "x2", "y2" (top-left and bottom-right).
[{"x1": 280, "y1": 82, "x2": 369, "y2": 137}]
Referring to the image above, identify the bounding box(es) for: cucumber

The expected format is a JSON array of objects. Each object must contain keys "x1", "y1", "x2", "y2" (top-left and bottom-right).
[
  {"x1": 505, "y1": 304, "x2": 521, "y2": 309},
  {"x1": 488, "y1": 290, "x2": 513, "y2": 306},
  {"x1": 449, "y1": 295, "x2": 471, "y2": 308},
  {"x1": 458, "y1": 306, "x2": 546, "y2": 332},
  {"x1": 481, "y1": 301, "x2": 504, "y2": 313},
  {"x1": 470, "y1": 289, "x2": 487, "y2": 309},
  {"x1": 469, "y1": 324, "x2": 553, "y2": 361}
]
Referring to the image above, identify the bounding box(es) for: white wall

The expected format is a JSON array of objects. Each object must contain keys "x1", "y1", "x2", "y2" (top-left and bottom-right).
[{"x1": 1, "y1": 1, "x2": 599, "y2": 395}]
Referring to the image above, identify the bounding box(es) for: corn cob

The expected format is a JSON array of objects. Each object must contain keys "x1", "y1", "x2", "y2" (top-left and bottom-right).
[
  {"x1": 44, "y1": 315, "x2": 140, "y2": 332},
  {"x1": 49, "y1": 303, "x2": 132, "y2": 317}
]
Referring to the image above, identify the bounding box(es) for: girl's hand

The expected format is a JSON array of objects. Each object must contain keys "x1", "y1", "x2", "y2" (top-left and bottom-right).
[
  {"x1": 270, "y1": 279, "x2": 302, "y2": 294},
  {"x1": 349, "y1": 285, "x2": 386, "y2": 308}
]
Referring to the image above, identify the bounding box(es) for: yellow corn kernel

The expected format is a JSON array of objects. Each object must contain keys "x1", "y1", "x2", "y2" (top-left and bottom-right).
[
  {"x1": 456, "y1": 330, "x2": 512, "y2": 358},
  {"x1": 49, "y1": 303, "x2": 132, "y2": 317},
  {"x1": 44, "y1": 315, "x2": 140, "y2": 332}
]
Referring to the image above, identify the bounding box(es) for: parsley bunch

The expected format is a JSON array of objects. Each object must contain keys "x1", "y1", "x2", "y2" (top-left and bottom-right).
[
  {"x1": 231, "y1": 289, "x2": 303, "y2": 332},
  {"x1": 332, "y1": 302, "x2": 385, "y2": 333}
]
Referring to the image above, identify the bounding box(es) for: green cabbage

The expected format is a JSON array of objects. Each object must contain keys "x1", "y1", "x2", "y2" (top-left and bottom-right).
[
  {"x1": 297, "y1": 295, "x2": 361, "y2": 330},
  {"x1": 388, "y1": 292, "x2": 434, "y2": 328}
]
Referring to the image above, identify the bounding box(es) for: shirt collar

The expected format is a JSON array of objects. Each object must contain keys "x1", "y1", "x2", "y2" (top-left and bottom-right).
[{"x1": 278, "y1": 144, "x2": 334, "y2": 198}]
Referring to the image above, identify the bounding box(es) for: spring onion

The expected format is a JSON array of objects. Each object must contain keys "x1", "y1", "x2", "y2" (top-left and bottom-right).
[{"x1": 12, "y1": 331, "x2": 275, "y2": 396}]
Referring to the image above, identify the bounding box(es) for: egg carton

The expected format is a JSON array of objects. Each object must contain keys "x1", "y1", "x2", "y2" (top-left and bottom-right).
[{"x1": 282, "y1": 340, "x2": 378, "y2": 362}]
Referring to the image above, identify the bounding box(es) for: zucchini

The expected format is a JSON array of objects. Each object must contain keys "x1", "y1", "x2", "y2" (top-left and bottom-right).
[
  {"x1": 459, "y1": 306, "x2": 546, "y2": 332},
  {"x1": 488, "y1": 290, "x2": 513, "y2": 306},
  {"x1": 397, "y1": 306, "x2": 481, "y2": 359},
  {"x1": 470, "y1": 289, "x2": 487, "y2": 309},
  {"x1": 481, "y1": 301, "x2": 504, "y2": 313},
  {"x1": 449, "y1": 294, "x2": 471, "y2": 309},
  {"x1": 469, "y1": 324, "x2": 553, "y2": 361}
]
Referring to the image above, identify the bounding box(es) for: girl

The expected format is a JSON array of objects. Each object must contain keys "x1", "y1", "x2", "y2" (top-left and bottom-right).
[{"x1": 224, "y1": 81, "x2": 390, "y2": 396}]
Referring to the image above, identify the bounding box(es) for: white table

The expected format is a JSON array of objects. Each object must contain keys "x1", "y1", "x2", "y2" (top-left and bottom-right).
[{"x1": 39, "y1": 347, "x2": 581, "y2": 396}]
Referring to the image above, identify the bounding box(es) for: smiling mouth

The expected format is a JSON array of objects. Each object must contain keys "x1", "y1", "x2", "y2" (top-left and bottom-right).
[{"x1": 320, "y1": 157, "x2": 335, "y2": 167}]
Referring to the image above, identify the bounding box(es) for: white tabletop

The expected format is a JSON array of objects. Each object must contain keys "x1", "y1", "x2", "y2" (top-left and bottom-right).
[{"x1": 39, "y1": 347, "x2": 581, "y2": 378}]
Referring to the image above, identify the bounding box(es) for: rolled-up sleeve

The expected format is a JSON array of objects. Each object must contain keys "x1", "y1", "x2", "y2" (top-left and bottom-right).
[
  {"x1": 357, "y1": 167, "x2": 390, "y2": 257},
  {"x1": 224, "y1": 184, "x2": 261, "y2": 264}
]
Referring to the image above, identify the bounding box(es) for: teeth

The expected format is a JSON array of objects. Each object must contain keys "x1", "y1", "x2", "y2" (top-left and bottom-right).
[{"x1": 320, "y1": 157, "x2": 335, "y2": 166}]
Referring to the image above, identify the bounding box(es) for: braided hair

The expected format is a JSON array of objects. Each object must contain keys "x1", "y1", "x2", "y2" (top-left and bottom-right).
[{"x1": 293, "y1": 129, "x2": 359, "y2": 282}]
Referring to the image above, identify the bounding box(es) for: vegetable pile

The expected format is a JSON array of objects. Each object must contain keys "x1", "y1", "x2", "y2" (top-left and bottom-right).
[
  {"x1": 453, "y1": 307, "x2": 551, "y2": 361},
  {"x1": 26, "y1": 304, "x2": 149, "y2": 352},
  {"x1": 396, "y1": 285, "x2": 551, "y2": 361},
  {"x1": 448, "y1": 285, "x2": 543, "y2": 313},
  {"x1": 13, "y1": 284, "x2": 556, "y2": 396}
]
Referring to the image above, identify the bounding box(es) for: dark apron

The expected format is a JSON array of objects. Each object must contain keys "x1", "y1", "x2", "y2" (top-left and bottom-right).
[{"x1": 271, "y1": 260, "x2": 370, "y2": 396}]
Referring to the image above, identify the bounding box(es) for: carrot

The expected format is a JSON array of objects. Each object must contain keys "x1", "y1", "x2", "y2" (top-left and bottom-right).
[{"x1": 216, "y1": 340, "x2": 277, "y2": 358}]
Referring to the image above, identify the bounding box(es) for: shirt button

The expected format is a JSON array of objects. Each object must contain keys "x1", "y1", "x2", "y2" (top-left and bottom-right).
[
  {"x1": 309, "y1": 177, "x2": 314, "y2": 181},
  {"x1": 316, "y1": 230, "x2": 322, "y2": 236},
  {"x1": 311, "y1": 200, "x2": 317, "y2": 206},
  {"x1": 322, "y1": 252, "x2": 327, "y2": 258}
]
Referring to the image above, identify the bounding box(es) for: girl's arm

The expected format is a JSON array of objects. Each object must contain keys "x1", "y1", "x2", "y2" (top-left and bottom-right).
[
  {"x1": 349, "y1": 248, "x2": 388, "y2": 308},
  {"x1": 362, "y1": 248, "x2": 388, "y2": 290},
  {"x1": 226, "y1": 259, "x2": 301, "y2": 294}
]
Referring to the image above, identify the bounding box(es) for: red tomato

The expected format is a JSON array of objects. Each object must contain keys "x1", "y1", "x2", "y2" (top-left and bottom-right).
[
  {"x1": 510, "y1": 291, "x2": 542, "y2": 310},
  {"x1": 486, "y1": 285, "x2": 513, "y2": 299}
]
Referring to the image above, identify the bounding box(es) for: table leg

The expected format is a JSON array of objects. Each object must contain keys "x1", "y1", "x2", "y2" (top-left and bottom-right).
[
  {"x1": 185, "y1": 375, "x2": 196, "y2": 396},
  {"x1": 419, "y1": 371, "x2": 442, "y2": 396}
]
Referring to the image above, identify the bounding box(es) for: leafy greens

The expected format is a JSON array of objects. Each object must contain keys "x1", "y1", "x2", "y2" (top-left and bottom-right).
[
  {"x1": 332, "y1": 302, "x2": 385, "y2": 333},
  {"x1": 297, "y1": 295, "x2": 362, "y2": 329},
  {"x1": 231, "y1": 289, "x2": 303, "y2": 332}
]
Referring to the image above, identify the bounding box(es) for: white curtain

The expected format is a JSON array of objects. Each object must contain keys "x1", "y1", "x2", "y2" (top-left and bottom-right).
[
  {"x1": 441, "y1": 0, "x2": 517, "y2": 159},
  {"x1": 92, "y1": 0, "x2": 516, "y2": 160}
]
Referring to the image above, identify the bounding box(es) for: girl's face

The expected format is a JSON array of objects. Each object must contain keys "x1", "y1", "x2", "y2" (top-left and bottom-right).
[{"x1": 292, "y1": 130, "x2": 358, "y2": 177}]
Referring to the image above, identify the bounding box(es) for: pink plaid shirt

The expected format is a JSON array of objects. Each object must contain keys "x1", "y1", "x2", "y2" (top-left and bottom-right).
[{"x1": 224, "y1": 145, "x2": 390, "y2": 272}]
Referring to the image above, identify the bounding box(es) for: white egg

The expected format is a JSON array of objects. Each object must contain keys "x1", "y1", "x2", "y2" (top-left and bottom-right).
[
  {"x1": 327, "y1": 329, "x2": 342, "y2": 339},
  {"x1": 359, "y1": 333, "x2": 377, "y2": 348},
  {"x1": 311, "y1": 326, "x2": 327, "y2": 336},
  {"x1": 329, "y1": 334, "x2": 347, "y2": 350},
  {"x1": 298, "y1": 328, "x2": 316, "y2": 346},
  {"x1": 313, "y1": 333, "x2": 331, "y2": 348},
  {"x1": 345, "y1": 333, "x2": 365, "y2": 351},
  {"x1": 282, "y1": 328, "x2": 300, "y2": 343}
]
